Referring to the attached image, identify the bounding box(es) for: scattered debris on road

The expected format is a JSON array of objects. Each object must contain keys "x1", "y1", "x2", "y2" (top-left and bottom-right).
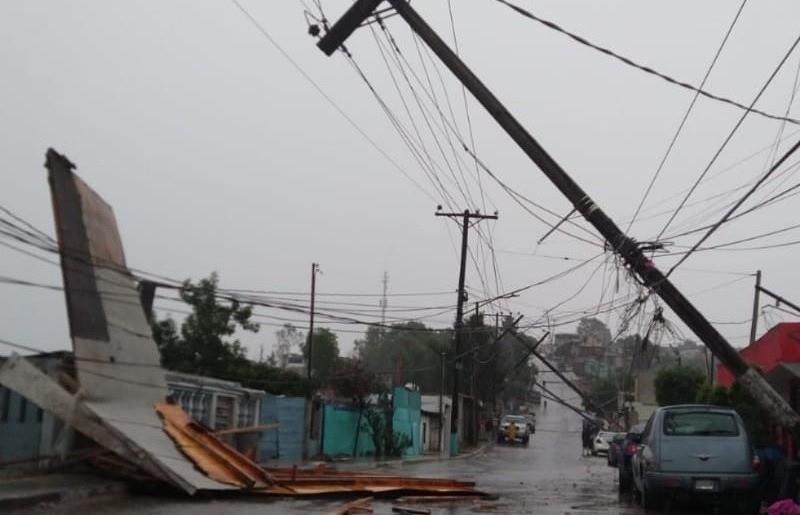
[{"x1": 326, "y1": 496, "x2": 373, "y2": 514}]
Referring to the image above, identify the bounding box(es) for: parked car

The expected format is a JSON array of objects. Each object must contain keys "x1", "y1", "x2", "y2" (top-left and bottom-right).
[
  {"x1": 498, "y1": 414, "x2": 530, "y2": 445},
  {"x1": 592, "y1": 431, "x2": 616, "y2": 455},
  {"x1": 616, "y1": 422, "x2": 646, "y2": 492},
  {"x1": 631, "y1": 405, "x2": 760, "y2": 512},
  {"x1": 607, "y1": 433, "x2": 626, "y2": 467}
]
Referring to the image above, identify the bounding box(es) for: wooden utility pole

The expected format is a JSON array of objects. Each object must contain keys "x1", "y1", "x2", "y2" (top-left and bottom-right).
[
  {"x1": 304, "y1": 262, "x2": 319, "y2": 460},
  {"x1": 435, "y1": 208, "x2": 497, "y2": 455},
  {"x1": 750, "y1": 270, "x2": 762, "y2": 345},
  {"x1": 317, "y1": 0, "x2": 800, "y2": 430},
  {"x1": 438, "y1": 350, "x2": 445, "y2": 456},
  {"x1": 306, "y1": 262, "x2": 319, "y2": 380}
]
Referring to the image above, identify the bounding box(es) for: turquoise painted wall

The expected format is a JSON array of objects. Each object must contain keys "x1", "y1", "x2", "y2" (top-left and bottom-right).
[
  {"x1": 321, "y1": 404, "x2": 377, "y2": 457},
  {"x1": 392, "y1": 387, "x2": 421, "y2": 457},
  {"x1": 322, "y1": 388, "x2": 423, "y2": 458}
]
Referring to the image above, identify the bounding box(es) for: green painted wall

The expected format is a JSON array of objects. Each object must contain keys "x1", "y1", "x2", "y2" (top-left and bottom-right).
[
  {"x1": 392, "y1": 387, "x2": 422, "y2": 457},
  {"x1": 322, "y1": 388, "x2": 423, "y2": 458},
  {"x1": 322, "y1": 404, "x2": 377, "y2": 457}
]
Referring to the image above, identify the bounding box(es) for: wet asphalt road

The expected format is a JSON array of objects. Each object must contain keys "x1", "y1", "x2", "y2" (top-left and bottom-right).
[{"x1": 15, "y1": 376, "x2": 714, "y2": 515}]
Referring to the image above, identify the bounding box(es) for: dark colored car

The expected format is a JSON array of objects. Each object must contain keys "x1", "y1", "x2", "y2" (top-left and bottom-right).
[
  {"x1": 617, "y1": 422, "x2": 645, "y2": 492},
  {"x1": 607, "y1": 433, "x2": 626, "y2": 467}
]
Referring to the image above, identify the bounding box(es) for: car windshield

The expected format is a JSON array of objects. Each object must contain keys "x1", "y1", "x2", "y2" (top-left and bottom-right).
[
  {"x1": 662, "y1": 411, "x2": 739, "y2": 436},
  {"x1": 502, "y1": 416, "x2": 526, "y2": 424}
]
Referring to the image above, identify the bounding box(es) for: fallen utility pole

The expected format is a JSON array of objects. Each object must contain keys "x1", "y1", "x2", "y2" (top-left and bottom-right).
[
  {"x1": 534, "y1": 380, "x2": 595, "y2": 424},
  {"x1": 507, "y1": 331, "x2": 598, "y2": 416},
  {"x1": 435, "y1": 208, "x2": 497, "y2": 455},
  {"x1": 317, "y1": 0, "x2": 800, "y2": 430}
]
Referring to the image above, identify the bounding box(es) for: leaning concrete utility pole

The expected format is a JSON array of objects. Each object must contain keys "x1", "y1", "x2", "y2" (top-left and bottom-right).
[
  {"x1": 436, "y1": 208, "x2": 497, "y2": 455},
  {"x1": 317, "y1": 0, "x2": 800, "y2": 429}
]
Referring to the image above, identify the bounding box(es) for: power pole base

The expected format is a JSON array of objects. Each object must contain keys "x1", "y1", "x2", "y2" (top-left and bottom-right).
[{"x1": 450, "y1": 432, "x2": 459, "y2": 457}]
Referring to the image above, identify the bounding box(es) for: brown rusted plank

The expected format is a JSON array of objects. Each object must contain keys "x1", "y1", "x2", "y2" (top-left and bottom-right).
[{"x1": 326, "y1": 496, "x2": 373, "y2": 515}]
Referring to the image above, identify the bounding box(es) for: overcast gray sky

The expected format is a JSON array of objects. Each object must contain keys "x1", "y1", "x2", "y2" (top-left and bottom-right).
[{"x1": 2, "y1": 1, "x2": 799, "y2": 360}]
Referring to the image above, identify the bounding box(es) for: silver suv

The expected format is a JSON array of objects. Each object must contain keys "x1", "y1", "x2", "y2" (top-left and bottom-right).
[{"x1": 631, "y1": 405, "x2": 759, "y2": 512}]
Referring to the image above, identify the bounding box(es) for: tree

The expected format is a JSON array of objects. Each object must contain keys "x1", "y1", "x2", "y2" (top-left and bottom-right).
[
  {"x1": 355, "y1": 323, "x2": 450, "y2": 393},
  {"x1": 695, "y1": 378, "x2": 773, "y2": 447},
  {"x1": 151, "y1": 273, "x2": 312, "y2": 395},
  {"x1": 152, "y1": 273, "x2": 258, "y2": 378},
  {"x1": 587, "y1": 373, "x2": 622, "y2": 414},
  {"x1": 301, "y1": 327, "x2": 340, "y2": 384},
  {"x1": 274, "y1": 323, "x2": 304, "y2": 368},
  {"x1": 577, "y1": 317, "x2": 612, "y2": 346},
  {"x1": 654, "y1": 366, "x2": 705, "y2": 406},
  {"x1": 473, "y1": 314, "x2": 538, "y2": 410}
]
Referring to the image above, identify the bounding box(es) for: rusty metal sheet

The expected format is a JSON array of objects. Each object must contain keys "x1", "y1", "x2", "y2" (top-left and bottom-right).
[
  {"x1": 252, "y1": 466, "x2": 481, "y2": 497},
  {"x1": 156, "y1": 403, "x2": 273, "y2": 488},
  {"x1": 45, "y1": 148, "x2": 233, "y2": 494}
]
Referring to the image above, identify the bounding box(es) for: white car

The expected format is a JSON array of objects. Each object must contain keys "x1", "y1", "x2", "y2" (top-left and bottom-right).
[{"x1": 592, "y1": 431, "x2": 616, "y2": 455}]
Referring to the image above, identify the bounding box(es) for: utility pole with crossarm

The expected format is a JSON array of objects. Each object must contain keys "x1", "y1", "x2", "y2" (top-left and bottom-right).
[
  {"x1": 315, "y1": 0, "x2": 800, "y2": 431},
  {"x1": 436, "y1": 207, "x2": 497, "y2": 455}
]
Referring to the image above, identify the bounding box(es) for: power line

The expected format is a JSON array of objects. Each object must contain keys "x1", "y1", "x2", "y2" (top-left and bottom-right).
[
  {"x1": 228, "y1": 0, "x2": 436, "y2": 203},
  {"x1": 491, "y1": 0, "x2": 799, "y2": 125},
  {"x1": 626, "y1": 0, "x2": 748, "y2": 232},
  {"x1": 656, "y1": 33, "x2": 800, "y2": 241},
  {"x1": 667, "y1": 137, "x2": 800, "y2": 273}
]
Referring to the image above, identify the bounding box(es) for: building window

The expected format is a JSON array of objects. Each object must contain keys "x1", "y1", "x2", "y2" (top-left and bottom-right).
[{"x1": 19, "y1": 397, "x2": 27, "y2": 423}]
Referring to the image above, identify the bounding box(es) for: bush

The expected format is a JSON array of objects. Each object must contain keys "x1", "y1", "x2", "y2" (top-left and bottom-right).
[{"x1": 654, "y1": 366, "x2": 706, "y2": 406}]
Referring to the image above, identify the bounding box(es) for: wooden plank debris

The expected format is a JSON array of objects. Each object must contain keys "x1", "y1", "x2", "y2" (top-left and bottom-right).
[{"x1": 326, "y1": 496, "x2": 373, "y2": 515}]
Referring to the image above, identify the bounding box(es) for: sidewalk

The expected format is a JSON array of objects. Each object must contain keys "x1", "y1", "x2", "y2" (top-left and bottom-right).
[
  {"x1": 324, "y1": 441, "x2": 493, "y2": 471},
  {"x1": 0, "y1": 473, "x2": 127, "y2": 511}
]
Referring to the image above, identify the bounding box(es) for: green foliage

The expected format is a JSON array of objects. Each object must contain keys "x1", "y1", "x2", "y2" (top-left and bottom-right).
[
  {"x1": 153, "y1": 273, "x2": 257, "y2": 378},
  {"x1": 695, "y1": 379, "x2": 773, "y2": 447},
  {"x1": 587, "y1": 372, "x2": 630, "y2": 413},
  {"x1": 151, "y1": 273, "x2": 311, "y2": 395},
  {"x1": 301, "y1": 327, "x2": 340, "y2": 384},
  {"x1": 577, "y1": 317, "x2": 612, "y2": 346},
  {"x1": 654, "y1": 366, "x2": 706, "y2": 406},
  {"x1": 387, "y1": 431, "x2": 413, "y2": 457},
  {"x1": 694, "y1": 382, "x2": 730, "y2": 407},
  {"x1": 355, "y1": 323, "x2": 450, "y2": 393},
  {"x1": 331, "y1": 359, "x2": 385, "y2": 408}
]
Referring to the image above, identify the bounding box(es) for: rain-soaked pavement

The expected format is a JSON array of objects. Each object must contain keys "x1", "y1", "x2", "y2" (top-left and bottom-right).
[{"x1": 14, "y1": 376, "x2": 716, "y2": 514}]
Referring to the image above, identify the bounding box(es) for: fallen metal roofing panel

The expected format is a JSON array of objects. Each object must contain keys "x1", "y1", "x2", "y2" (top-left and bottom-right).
[{"x1": 45, "y1": 148, "x2": 233, "y2": 494}]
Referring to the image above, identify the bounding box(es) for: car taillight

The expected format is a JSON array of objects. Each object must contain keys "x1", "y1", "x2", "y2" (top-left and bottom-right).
[
  {"x1": 626, "y1": 443, "x2": 638, "y2": 455},
  {"x1": 752, "y1": 454, "x2": 762, "y2": 472}
]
